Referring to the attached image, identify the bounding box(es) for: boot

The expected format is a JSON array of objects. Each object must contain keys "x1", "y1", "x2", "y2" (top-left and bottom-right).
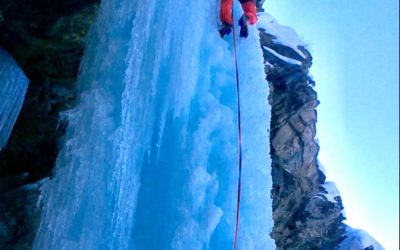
[
  {"x1": 238, "y1": 15, "x2": 249, "y2": 38},
  {"x1": 219, "y1": 22, "x2": 233, "y2": 38}
]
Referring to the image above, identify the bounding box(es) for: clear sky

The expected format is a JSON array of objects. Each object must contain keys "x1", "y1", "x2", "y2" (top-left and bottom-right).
[{"x1": 263, "y1": 1, "x2": 399, "y2": 249}]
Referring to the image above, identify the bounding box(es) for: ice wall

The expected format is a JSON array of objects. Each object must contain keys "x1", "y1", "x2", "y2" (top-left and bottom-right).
[
  {"x1": 33, "y1": 0, "x2": 274, "y2": 249},
  {"x1": 0, "y1": 48, "x2": 29, "y2": 151}
]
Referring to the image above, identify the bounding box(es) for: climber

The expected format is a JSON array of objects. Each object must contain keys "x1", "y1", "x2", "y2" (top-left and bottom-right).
[{"x1": 219, "y1": 0, "x2": 258, "y2": 38}]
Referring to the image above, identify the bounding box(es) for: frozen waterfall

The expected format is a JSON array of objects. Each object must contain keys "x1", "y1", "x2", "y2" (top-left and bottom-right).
[
  {"x1": 33, "y1": 0, "x2": 274, "y2": 249},
  {"x1": 0, "y1": 48, "x2": 29, "y2": 151}
]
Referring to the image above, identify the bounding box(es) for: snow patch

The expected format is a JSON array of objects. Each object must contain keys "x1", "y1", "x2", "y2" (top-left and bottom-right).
[
  {"x1": 340, "y1": 227, "x2": 385, "y2": 250},
  {"x1": 257, "y1": 12, "x2": 306, "y2": 59},
  {"x1": 263, "y1": 46, "x2": 302, "y2": 65},
  {"x1": 321, "y1": 181, "x2": 341, "y2": 203},
  {"x1": 264, "y1": 61, "x2": 274, "y2": 68}
]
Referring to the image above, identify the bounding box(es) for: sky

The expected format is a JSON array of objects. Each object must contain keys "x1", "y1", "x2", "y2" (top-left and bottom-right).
[{"x1": 263, "y1": 1, "x2": 399, "y2": 249}]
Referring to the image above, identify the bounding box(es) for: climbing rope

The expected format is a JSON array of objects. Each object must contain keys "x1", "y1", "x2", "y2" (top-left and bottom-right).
[{"x1": 231, "y1": 12, "x2": 243, "y2": 250}]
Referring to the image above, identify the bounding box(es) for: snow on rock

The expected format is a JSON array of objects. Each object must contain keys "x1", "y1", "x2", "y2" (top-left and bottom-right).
[
  {"x1": 321, "y1": 181, "x2": 341, "y2": 203},
  {"x1": 318, "y1": 181, "x2": 348, "y2": 218},
  {"x1": 340, "y1": 227, "x2": 385, "y2": 250},
  {"x1": 262, "y1": 46, "x2": 302, "y2": 65},
  {"x1": 257, "y1": 12, "x2": 306, "y2": 59}
]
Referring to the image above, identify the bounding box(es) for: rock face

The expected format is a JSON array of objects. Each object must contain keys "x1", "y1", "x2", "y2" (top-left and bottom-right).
[
  {"x1": 256, "y1": 8, "x2": 382, "y2": 250},
  {"x1": 257, "y1": 15, "x2": 347, "y2": 250}
]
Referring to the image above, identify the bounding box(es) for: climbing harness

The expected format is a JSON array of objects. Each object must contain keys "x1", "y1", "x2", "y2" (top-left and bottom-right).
[{"x1": 231, "y1": 12, "x2": 243, "y2": 250}]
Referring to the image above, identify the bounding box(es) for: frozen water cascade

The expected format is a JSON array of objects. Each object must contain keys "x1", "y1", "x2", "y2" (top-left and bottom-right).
[
  {"x1": 0, "y1": 48, "x2": 29, "y2": 150},
  {"x1": 33, "y1": 0, "x2": 274, "y2": 249}
]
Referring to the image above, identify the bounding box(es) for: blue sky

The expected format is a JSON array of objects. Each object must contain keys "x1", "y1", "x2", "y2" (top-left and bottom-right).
[{"x1": 263, "y1": 1, "x2": 399, "y2": 249}]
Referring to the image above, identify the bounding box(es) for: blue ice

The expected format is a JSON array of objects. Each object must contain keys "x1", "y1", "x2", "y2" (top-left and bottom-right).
[
  {"x1": 0, "y1": 48, "x2": 29, "y2": 150},
  {"x1": 33, "y1": 0, "x2": 274, "y2": 249}
]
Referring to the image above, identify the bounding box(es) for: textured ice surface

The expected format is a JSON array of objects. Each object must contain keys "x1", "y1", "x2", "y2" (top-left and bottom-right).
[
  {"x1": 33, "y1": 1, "x2": 274, "y2": 249},
  {"x1": 0, "y1": 48, "x2": 29, "y2": 150}
]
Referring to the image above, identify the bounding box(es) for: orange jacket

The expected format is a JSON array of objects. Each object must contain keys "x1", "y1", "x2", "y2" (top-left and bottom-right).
[{"x1": 220, "y1": 0, "x2": 257, "y2": 25}]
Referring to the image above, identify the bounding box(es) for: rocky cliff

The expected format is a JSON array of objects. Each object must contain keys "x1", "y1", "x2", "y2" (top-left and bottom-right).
[
  {"x1": 255, "y1": 5, "x2": 382, "y2": 250},
  {"x1": 0, "y1": 1, "x2": 380, "y2": 249},
  {"x1": 257, "y1": 14, "x2": 346, "y2": 249}
]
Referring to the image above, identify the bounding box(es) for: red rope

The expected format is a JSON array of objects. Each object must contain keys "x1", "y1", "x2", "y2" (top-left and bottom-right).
[{"x1": 231, "y1": 12, "x2": 243, "y2": 250}]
